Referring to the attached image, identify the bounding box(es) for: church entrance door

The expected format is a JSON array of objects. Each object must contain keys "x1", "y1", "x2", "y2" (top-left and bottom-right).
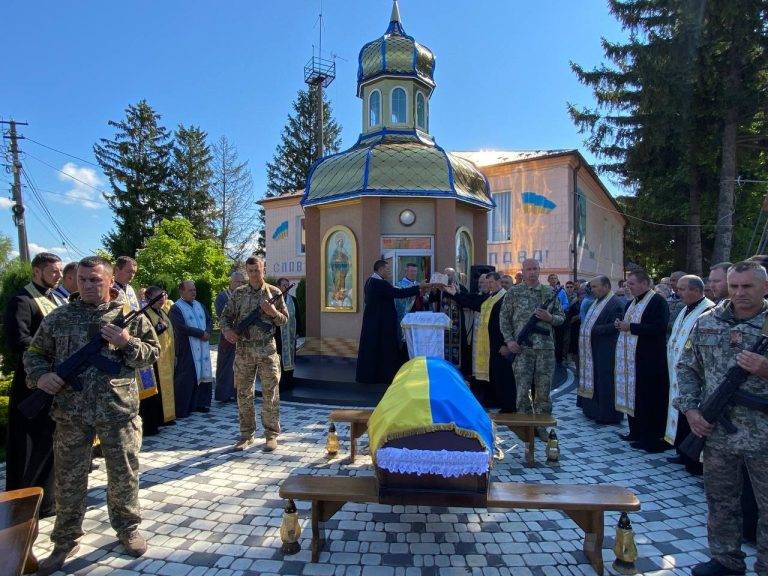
[{"x1": 381, "y1": 236, "x2": 433, "y2": 283}]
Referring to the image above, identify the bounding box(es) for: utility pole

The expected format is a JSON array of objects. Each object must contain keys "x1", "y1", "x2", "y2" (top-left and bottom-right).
[{"x1": 1, "y1": 119, "x2": 30, "y2": 262}]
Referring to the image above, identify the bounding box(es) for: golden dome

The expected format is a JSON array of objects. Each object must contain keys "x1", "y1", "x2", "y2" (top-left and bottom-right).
[{"x1": 357, "y1": 1, "x2": 435, "y2": 97}]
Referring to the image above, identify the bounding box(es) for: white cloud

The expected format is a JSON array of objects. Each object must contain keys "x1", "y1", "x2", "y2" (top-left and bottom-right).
[
  {"x1": 28, "y1": 242, "x2": 72, "y2": 257},
  {"x1": 0, "y1": 197, "x2": 14, "y2": 209},
  {"x1": 57, "y1": 162, "x2": 105, "y2": 209}
]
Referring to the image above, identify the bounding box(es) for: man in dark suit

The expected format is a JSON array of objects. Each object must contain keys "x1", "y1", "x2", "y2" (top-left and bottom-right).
[
  {"x1": 577, "y1": 275, "x2": 624, "y2": 424},
  {"x1": 4, "y1": 252, "x2": 64, "y2": 521},
  {"x1": 356, "y1": 259, "x2": 427, "y2": 384}
]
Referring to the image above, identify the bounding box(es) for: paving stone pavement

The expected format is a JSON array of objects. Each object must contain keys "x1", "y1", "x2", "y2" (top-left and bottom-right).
[{"x1": 6, "y1": 389, "x2": 758, "y2": 576}]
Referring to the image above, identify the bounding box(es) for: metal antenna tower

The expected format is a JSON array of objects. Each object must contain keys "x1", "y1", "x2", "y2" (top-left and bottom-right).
[{"x1": 304, "y1": 0, "x2": 336, "y2": 161}]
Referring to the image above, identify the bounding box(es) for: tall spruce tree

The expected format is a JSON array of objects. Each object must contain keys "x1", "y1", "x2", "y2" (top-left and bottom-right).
[
  {"x1": 94, "y1": 100, "x2": 173, "y2": 257},
  {"x1": 211, "y1": 135, "x2": 256, "y2": 261},
  {"x1": 258, "y1": 86, "x2": 342, "y2": 254},
  {"x1": 569, "y1": 0, "x2": 767, "y2": 272},
  {"x1": 171, "y1": 124, "x2": 215, "y2": 238}
]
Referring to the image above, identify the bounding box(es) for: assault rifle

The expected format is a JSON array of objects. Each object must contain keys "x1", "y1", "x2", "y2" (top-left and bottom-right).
[
  {"x1": 234, "y1": 283, "x2": 295, "y2": 337},
  {"x1": 18, "y1": 292, "x2": 165, "y2": 420},
  {"x1": 507, "y1": 296, "x2": 555, "y2": 364},
  {"x1": 679, "y1": 329, "x2": 768, "y2": 461}
]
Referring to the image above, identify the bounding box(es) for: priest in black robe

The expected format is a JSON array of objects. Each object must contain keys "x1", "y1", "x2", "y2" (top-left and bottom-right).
[
  {"x1": 4, "y1": 252, "x2": 65, "y2": 519},
  {"x1": 614, "y1": 269, "x2": 670, "y2": 452},
  {"x1": 443, "y1": 272, "x2": 515, "y2": 411},
  {"x1": 577, "y1": 275, "x2": 624, "y2": 424},
  {"x1": 356, "y1": 259, "x2": 426, "y2": 385}
]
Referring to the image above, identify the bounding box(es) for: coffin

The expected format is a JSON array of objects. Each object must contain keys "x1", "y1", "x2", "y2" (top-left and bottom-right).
[{"x1": 368, "y1": 357, "x2": 494, "y2": 507}]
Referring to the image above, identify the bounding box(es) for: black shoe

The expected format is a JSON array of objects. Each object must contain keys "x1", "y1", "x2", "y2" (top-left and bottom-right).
[
  {"x1": 161, "y1": 420, "x2": 177, "y2": 426},
  {"x1": 195, "y1": 407, "x2": 210, "y2": 413},
  {"x1": 685, "y1": 462, "x2": 704, "y2": 476},
  {"x1": 619, "y1": 433, "x2": 636, "y2": 442},
  {"x1": 667, "y1": 455, "x2": 685, "y2": 464},
  {"x1": 633, "y1": 441, "x2": 670, "y2": 453},
  {"x1": 691, "y1": 559, "x2": 745, "y2": 576}
]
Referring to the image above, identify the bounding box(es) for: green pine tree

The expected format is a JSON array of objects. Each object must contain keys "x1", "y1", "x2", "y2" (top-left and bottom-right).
[
  {"x1": 257, "y1": 86, "x2": 342, "y2": 254},
  {"x1": 569, "y1": 0, "x2": 767, "y2": 272},
  {"x1": 171, "y1": 124, "x2": 215, "y2": 238},
  {"x1": 94, "y1": 100, "x2": 173, "y2": 257}
]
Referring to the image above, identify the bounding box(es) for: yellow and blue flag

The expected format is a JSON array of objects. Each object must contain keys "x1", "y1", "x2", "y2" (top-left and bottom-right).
[{"x1": 369, "y1": 357, "x2": 494, "y2": 461}]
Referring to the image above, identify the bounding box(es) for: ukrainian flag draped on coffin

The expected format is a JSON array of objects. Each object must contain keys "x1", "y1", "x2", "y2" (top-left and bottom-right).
[{"x1": 369, "y1": 357, "x2": 494, "y2": 477}]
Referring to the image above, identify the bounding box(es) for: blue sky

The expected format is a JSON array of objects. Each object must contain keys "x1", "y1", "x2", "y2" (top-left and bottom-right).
[{"x1": 1, "y1": 1, "x2": 625, "y2": 260}]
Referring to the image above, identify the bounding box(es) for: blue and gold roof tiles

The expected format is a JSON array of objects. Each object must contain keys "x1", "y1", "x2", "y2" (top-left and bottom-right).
[{"x1": 356, "y1": 1, "x2": 436, "y2": 97}]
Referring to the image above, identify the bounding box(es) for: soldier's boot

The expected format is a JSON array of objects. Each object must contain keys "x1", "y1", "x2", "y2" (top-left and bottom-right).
[
  {"x1": 119, "y1": 530, "x2": 148, "y2": 557},
  {"x1": 691, "y1": 560, "x2": 745, "y2": 576},
  {"x1": 35, "y1": 543, "x2": 80, "y2": 576},
  {"x1": 234, "y1": 437, "x2": 256, "y2": 452},
  {"x1": 263, "y1": 438, "x2": 277, "y2": 452}
]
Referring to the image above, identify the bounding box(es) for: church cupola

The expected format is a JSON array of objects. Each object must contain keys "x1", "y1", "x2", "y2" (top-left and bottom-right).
[{"x1": 357, "y1": 1, "x2": 436, "y2": 137}]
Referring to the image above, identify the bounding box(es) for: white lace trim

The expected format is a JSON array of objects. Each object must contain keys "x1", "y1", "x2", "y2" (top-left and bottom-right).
[{"x1": 376, "y1": 447, "x2": 490, "y2": 477}]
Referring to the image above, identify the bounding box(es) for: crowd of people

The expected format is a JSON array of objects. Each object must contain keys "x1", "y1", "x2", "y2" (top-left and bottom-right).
[
  {"x1": 1, "y1": 248, "x2": 765, "y2": 576},
  {"x1": 3, "y1": 253, "x2": 299, "y2": 574},
  {"x1": 355, "y1": 256, "x2": 765, "y2": 576}
]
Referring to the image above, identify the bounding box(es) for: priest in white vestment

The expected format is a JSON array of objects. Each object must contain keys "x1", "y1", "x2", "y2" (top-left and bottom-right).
[{"x1": 665, "y1": 275, "x2": 713, "y2": 471}]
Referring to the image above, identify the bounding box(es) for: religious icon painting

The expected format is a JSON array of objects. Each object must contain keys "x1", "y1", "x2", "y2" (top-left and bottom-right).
[{"x1": 321, "y1": 225, "x2": 357, "y2": 313}]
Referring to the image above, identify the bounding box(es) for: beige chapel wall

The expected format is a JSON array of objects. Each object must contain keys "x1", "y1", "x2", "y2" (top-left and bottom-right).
[
  {"x1": 486, "y1": 162, "x2": 573, "y2": 280},
  {"x1": 575, "y1": 171, "x2": 625, "y2": 282},
  {"x1": 264, "y1": 199, "x2": 306, "y2": 282},
  {"x1": 380, "y1": 199, "x2": 435, "y2": 235},
  {"x1": 318, "y1": 203, "x2": 365, "y2": 339}
]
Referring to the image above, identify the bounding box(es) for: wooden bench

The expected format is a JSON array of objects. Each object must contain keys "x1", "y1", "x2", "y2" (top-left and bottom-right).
[
  {"x1": 329, "y1": 409, "x2": 557, "y2": 466},
  {"x1": 0, "y1": 487, "x2": 44, "y2": 576},
  {"x1": 280, "y1": 475, "x2": 640, "y2": 575}
]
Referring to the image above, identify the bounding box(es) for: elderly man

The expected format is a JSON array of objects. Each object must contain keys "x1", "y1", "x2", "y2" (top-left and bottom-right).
[
  {"x1": 4, "y1": 252, "x2": 64, "y2": 527},
  {"x1": 25, "y1": 256, "x2": 159, "y2": 574},
  {"x1": 501, "y1": 259, "x2": 565, "y2": 429},
  {"x1": 615, "y1": 269, "x2": 670, "y2": 452},
  {"x1": 444, "y1": 272, "x2": 515, "y2": 410},
  {"x1": 577, "y1": 275, "x2": 624, "y2": 424},
  {"x1": 214, "y1": 271, "x2": 246, "y2": 402},
  {"x1": 677, "y1": 261, "x2": 768, "y2": 576},
  {"x1": 665, "y1": 275, "x2": 713, "y2": 472},
  {"x1": 170, "y1": 280, "x2": 213, "y2": 418}
]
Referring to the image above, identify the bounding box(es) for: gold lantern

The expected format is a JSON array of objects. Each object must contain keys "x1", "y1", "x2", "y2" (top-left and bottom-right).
[
  {"x1": 612, "y1": 512, "x2": 638, "y2": 574},
  {"x1": 545, "y1": 429, "x2": 560, "y2": 462},
  {"x1": 326, "y1": 423, "x2": 340, "y2": 456},
  {"x1": 280, "y1": 499, "x2": 301, "y2": 555}
]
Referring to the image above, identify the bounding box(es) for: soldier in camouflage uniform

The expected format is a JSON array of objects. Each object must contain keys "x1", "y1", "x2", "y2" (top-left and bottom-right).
[
  {"x1": 676, "y1": 260, "x2": 768, "y2": 576},
  {"x1": 500, "y1": 259, "x2": 564, "y2": 431},
  {"x1": 220, "y1": 256, "x2": 287, "y2": 452},
  {"x1": 24, "y1": 256, "x2": 160, "y2": 576}
]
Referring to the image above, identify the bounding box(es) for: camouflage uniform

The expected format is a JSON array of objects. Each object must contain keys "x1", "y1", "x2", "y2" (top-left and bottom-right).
[
  {"x1": 219, "y1": 283, "x2": 287, "y2": 441},
  {"x1": 675, "y1": 300, "x2": 768, "y2": 575},
  {"x1": 23, "y1": 296, "x2": 160, "y2": 548},
  {"x1": 499, "y1": 283, "x2": 564, "y2": 414}
]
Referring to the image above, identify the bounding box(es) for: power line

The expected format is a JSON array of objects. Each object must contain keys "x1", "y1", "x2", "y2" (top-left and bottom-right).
[
  {"x1": 21, "y1": 167, "x2": 86, "y2": 257},
  {"x1": 24, "y1": 137, "x2": 101, "y2": 168},
  {"x1": 577, "y1": 191, "x2": 736, "y2": 229},
  {"x1": 23, "y1": 151, "x2": 110, "y2": 198}
]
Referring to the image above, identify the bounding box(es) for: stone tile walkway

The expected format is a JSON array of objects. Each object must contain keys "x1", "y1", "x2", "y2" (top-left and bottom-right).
[{"x1": 10, "y1": 391, "x2": 758, "y2": 575}]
